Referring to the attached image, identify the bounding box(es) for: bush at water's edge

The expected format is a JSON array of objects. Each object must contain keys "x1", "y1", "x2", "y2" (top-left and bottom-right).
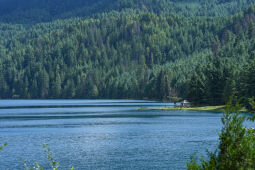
[{"x1": 187, "y1": 97, "x2": 255, "y2": 169}]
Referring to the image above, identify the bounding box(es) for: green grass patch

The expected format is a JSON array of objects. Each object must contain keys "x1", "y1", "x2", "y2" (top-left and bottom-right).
[
  {"x1": 138, "y1": 105, "x2": 250, "y2": 112},
  {"x1": 138, "y1": 105, "x2": 226, "y2": 111}
]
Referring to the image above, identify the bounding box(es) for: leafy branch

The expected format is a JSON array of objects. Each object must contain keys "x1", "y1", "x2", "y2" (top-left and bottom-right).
[
  {"x1": 0, "y1": 143, "x2": 7, "y2": 151},
  {"x1": 22, "y1": 144, "x2": 74, "y2": 170}
]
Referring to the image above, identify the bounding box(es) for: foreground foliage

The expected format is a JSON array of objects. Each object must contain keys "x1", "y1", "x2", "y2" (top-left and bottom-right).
[
  {"x1": 23, "y1": 144, "x2": 73, "y2": 170},
  {"x1": 0, "y1": 143, "x2": 7, "y2": 151},
  {"x1": 187, "y1": 98, "x2": 255, "y2": 169}
]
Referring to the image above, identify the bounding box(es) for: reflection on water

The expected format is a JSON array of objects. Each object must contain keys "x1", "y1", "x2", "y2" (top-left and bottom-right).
[{"x1": 0, "y1": 100, "x2": 222, "y2": 169}]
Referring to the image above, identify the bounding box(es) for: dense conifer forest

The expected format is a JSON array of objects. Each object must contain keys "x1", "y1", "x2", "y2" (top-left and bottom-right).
[{"x1": 0, "y1": 0, "x2": 255, "y2": 108}]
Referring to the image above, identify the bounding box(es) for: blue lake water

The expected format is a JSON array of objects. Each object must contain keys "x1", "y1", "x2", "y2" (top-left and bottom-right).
[{"x1": 0, "y1": 100, "x2": 227, "y2": 169}]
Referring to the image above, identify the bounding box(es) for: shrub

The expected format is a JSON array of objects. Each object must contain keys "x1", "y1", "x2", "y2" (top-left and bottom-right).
[{"x1": 187, "y1": 97, "x2": 255, "y2": 169}]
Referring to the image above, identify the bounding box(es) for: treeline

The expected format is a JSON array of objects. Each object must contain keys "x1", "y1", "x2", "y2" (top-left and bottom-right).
[
  {"x1": 187, "y1": 57, "x2": 255, "y2": 106},
  {"x1": 0, "y1": 11, "x2": 224, "y2": 99},
  {"x1": 0, "y1": 1, "x2": 255, "y2": 108},
  {"x1": 186, "y1": 5, "x2": 255, "y2": 106}
]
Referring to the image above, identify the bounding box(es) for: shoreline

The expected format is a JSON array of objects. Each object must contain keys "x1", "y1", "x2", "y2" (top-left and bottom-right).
[{"x1": 138, "y1": 105, "x2": 248, "y2": 112}]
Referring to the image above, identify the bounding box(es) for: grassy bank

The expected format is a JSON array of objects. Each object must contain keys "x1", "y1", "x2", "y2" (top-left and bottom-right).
[{"x1": 138, "y1": 105, "x2": 248, "y2": 112}]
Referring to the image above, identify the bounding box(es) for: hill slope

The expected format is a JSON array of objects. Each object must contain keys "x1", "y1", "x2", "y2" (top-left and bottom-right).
[
  {"x1": 0, "y1": 1, "x2": 255, "y2": 106},
  {"x1": 0, "y1": 0, "x2": 254, "y2": 24}
]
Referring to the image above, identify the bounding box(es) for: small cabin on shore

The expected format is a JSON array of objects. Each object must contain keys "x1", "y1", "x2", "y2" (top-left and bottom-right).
[{"x1": 181, "y1": 100, "x2": 191, "y2": 107}]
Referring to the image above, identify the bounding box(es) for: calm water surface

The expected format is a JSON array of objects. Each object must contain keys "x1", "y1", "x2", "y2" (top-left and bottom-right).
[{"x1": 0, "y1": 100, "x2": 225, "y2": 169}]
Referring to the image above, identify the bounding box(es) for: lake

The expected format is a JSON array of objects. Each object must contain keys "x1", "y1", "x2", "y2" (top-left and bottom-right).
[{"x1": 0, "y1": 100, "x2": 223, "y2": 169}]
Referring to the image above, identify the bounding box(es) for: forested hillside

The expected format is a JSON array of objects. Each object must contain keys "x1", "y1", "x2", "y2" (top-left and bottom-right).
[{"x1": 0, "y1": 0, "x2": 255, "y2": 108}]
